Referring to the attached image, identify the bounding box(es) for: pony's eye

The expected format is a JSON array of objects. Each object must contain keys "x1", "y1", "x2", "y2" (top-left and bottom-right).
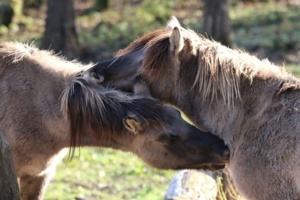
[
  {"x1": 90, "y1": 72, "x2": 104, "y2": 83},
  {"x1": 91, "y1": 72, "x2": 98, "y2": 79}
]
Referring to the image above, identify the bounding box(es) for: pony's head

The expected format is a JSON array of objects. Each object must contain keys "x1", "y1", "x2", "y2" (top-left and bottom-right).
[
  {"x1": 61, "y1": 76, "x2": 229, "y2": 170},
  {"x1": 81, "y1": 17, "x2": 201, "y2": 101}
]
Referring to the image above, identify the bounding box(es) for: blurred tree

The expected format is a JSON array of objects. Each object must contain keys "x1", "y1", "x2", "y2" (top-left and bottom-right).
[
  {"x1": 23, "y1": 0, "x2": 44, "y2": 15},
  {"x1": 10, "y1": 0, "x2": 23, "y2": 18},
  {"x1": 0, "y1": 3, "x2": 14, "y2": 27},
  {"x1": 94, "y1": 0, "x2": 109, "y2": 11},
  {"x1": 41, "y1": 0, "x2": 79, "y2": 59},
  {"x1": 203, "y1": 0, "x2": 233, "y2": 47},
  {"x1": 0, "y1": 0, "x2": 23, "y2": 27},
  {"x1": 0, "y1": 131, "x2": 21, "y2": 200},
  {"x1": 23, "y1": 0, "x2": 43, "y2": 8}
]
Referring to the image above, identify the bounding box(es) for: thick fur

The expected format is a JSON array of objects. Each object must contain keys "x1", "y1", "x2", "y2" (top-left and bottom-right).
[
  {"x1": 83, "y1": 17, "x2": 300, "y2": 199},
  {"x1": 0, "y1": 42, "x2": 229, "y2": 200}
]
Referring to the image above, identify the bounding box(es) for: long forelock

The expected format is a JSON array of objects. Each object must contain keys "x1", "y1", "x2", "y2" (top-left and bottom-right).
[
  {"x1": 115, "y1": 29, "x2": 173, "y2": 83},
  {"x1": 126, "y1": 97, "x2": 170, "y2": 131},
  {"x1": 143, "y1": 31, "x2": 172, "y2": 82},
  {"x1": 116, "y1": 29, "x2": 169, "y2": 57},
  {"x1": 61, "y1": 76, "x2": 127, "y2": 151},
  {"x1": 61, "y1": 76, "x2": 170, "y2": 153}
]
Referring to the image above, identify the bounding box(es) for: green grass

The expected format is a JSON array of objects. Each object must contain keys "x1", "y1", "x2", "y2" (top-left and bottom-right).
[
  {"x1": 286, "y1": 65, "x2": 300, "y2": 77},
  {"x1": 231, "y1": 3, "x2": 300, "y2": 53},
  {"x1": 45, "y1": 148, "x2": 175, "y2": 200}
]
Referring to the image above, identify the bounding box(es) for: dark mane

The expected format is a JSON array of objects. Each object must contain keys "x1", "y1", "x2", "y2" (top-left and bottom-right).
[
  {"x1": 116, "y1": 29, "x2": 169, "y2": 56},
  {"x1": 143, "y1": 31, "x2": 171, "y2": 82},
  {"x1": 61, "y1": 77, "x2": 169, "y2": 154},
  {"x1": 116, "y1": 29, "x2": 174, "y2": 83}
]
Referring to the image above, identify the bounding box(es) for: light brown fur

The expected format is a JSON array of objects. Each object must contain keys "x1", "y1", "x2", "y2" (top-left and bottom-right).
[
  {"x1": 141, "y1": 19, "x2": 300, "y2": 200},
  {"x1": 0, "y1": 42, "x2": 229, "y2": 200},
  {"x1": 83, "y1": 17, "x2": 300, "y2": 199}
]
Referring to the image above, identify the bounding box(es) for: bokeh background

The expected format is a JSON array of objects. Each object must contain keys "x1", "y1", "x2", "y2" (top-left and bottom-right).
[{"x1": 0, "y1": 0, "x2": 300, "y2": 199}]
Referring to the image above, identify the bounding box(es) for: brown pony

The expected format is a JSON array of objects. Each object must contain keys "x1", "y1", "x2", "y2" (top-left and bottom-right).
[
  {"x1": 0, "y1": 42, "x2": 229, "y2": 200},
  {"x1": 83, "y1": 17, "x2": 300, "y2": 199}
]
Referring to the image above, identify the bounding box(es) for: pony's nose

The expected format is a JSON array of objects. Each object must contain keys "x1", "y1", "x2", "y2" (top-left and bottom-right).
[
  {"x1": 222, "y1": 149, "x2": 230, "y2": 158},
  {"x1": 210, "y1": 144, "x2": 230, "y2": 161}
]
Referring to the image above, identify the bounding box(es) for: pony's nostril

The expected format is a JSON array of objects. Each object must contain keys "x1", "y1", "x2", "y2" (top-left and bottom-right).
[{"x1": 222, "y1": 149, "x2": 230, "y2": 158}]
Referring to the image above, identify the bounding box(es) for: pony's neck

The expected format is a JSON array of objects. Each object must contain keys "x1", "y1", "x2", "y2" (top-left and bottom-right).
[
  {"x1": 173, "y1": 39, "x2": 296, "y2": 143},
  {"x1": 174, "y1": 73, "x2": 293, "y2": 148},
  {"x1": 174, "y1": 92, "x2": 240, "y2": 142}
]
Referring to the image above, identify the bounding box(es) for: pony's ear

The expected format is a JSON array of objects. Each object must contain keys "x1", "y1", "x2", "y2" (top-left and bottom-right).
[
  {"x1": 169, "y1": 27, "x2": 184, "y2": 55},
  {"x1": 166, "y1": 16, "x2": 182, "y2": 30},
  {"x1": 123, "y1": 114, "x2": 144, "y2": 134}
]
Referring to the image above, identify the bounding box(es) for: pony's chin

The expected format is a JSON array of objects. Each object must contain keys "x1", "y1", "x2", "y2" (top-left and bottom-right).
[{"x1": 207, "y1": 164, "x2": 226, "y2": 171}]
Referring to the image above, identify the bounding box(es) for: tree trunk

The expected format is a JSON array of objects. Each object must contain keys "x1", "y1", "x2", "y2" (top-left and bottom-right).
[
  {"x1": 41, "y1": 0, "x2": 79, "y2": 59},
  {"x1": 0, "y1": 3, "x2": 14, "y2": 27},
  {"x1": 0, "y1": 130, "x2": 21, "y2": 200},
  {"x1": 203, "y1": 0, "x2": 233, "y2": 47}
]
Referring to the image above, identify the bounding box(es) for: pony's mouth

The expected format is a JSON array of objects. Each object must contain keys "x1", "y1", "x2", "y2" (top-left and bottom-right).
[
  {"x1": 191, "y1": 163, "x2": 226, "y2": 171},
  {"x1": 206, "y1": 164, "x2": 226, "y2": 171}
]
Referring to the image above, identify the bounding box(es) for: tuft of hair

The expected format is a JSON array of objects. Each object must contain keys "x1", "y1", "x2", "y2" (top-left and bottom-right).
[
  {"x1": 61, "y1": 75, "x2": 170, "y2": 159},
  {"x1": 166, "y1": 16, "x2": 182, "y2": 30},
  {"x1": 0, "y1": 42, "x2": 91, "y2": 77},
  {"x1": 0, "y1": 42, "x2": 37, "y2": 62},
  {"x1": 61, "y1": 75, "x2": 124, "y2": 158},
  {"x1": 142, "y1": 30, "x2": 172, "y2": 82},
  {"x1": 192, "y1": 36, "x2": 296, "y2": 106},
  {"x1": 0, "y1": 42, "x2": 37, "y2": 75},
  {"x1": 116, "y1": 29, "x2": 169, "y2": 57}
]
